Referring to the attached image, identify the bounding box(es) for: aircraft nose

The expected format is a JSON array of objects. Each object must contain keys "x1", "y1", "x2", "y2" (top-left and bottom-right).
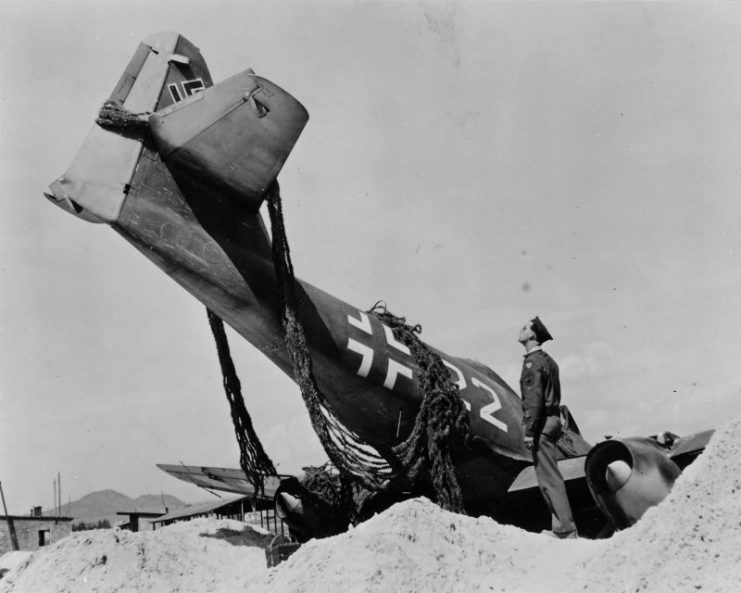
[{"x1": 604, "y1": 459, "x2": 632, "y2": 492}]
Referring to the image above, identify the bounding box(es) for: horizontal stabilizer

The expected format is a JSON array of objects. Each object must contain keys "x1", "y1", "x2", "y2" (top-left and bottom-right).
[{"x1": 149, "y1": 70, "x2": 309, "y2": 208}]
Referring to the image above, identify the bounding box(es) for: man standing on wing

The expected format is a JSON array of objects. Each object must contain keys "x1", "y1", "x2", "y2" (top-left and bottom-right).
[{"x1": 519, "y1": 316, "x2": 578, "y2": 539}]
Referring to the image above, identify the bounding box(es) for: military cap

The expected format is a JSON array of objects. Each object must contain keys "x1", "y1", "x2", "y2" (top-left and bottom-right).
[{"x1": 530, "y1": 316, "x2": 553, "y2": 343}]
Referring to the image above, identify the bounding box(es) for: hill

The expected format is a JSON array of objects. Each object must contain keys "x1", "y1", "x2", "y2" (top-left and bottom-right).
[{"x1": 50, "y1": 489, "x2": 188, "y2": 527}]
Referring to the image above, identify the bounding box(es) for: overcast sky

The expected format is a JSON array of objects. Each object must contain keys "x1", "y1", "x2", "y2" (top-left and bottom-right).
[{"x1": 2, "y1": 1, "x2": 741, "y2": 512}]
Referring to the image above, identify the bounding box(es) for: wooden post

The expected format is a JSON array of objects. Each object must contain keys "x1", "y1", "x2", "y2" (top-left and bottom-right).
[{"x1": 0, "y1": 481, "x2": 19, "y2": 551}]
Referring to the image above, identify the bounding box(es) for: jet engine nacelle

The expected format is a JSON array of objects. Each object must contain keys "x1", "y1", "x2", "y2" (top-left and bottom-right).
[{"x1": 585, "y1": 437, "x2": 681, "y2": 530}]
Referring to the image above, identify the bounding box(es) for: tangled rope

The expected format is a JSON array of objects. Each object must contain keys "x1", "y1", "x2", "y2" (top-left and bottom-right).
[
  {"x1": 301, "y1": 463, "x2": 357, "y2": 521},
  {"x1": 371, "y1": 303, "x2": 470, "y2": 513},
  {"x1": 206, "y1": 309, "x2": 278, "y2": 501},
  {"x1": 96, "y1": 101, "x2": 150, "y2": 134}
]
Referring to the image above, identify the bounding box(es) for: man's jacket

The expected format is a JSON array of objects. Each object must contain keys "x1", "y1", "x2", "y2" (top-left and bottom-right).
[{"x1": 520, "y1": 349, "x2": 561, "y2": 438}]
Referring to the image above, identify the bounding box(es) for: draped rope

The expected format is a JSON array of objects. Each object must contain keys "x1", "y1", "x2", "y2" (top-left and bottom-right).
[
  {"x1": 371, "y1": 303, "x2": 470, "y2": 513},
  {"x1": 205, "y1": 178, "x2": 470, "y2": 519},
  {"x1": 265, "y1": 181, "x2": 469, "y2": 514},
  {"x1": 206, "y1": 309, "x2": 277, "y2": 501},
  {"x1": 266, "y1": 181, "x2": 394, "y2": 491}
]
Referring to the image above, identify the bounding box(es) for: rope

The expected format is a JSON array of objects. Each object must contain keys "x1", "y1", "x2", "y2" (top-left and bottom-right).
[
  {"x1": 266, "y1": 181, "x2": 394, "y2": 491},
  {"x1": 301, "y1": 463, "x2": 357, "y2": 520},
  {"x1": 276, "y1": 464, "x2": 357, "y2": 538},
  {"x1": 206, "y1": 309, "x2": 277, "y2": 501},
  {"x1": 370, "y1": 303, "x2": 470, "y2": 513},
  {"x1": 96, "y1": 101, "x2": 150, "y2": 134},
  {"x1": 265, "y1": 182, "x2": 469, "y2": 514}
]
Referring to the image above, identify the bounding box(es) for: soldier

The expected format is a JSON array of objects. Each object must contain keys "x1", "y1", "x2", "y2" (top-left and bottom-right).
[{"x1": 518, "y1": 316, "x2": 578, "y2": 539}]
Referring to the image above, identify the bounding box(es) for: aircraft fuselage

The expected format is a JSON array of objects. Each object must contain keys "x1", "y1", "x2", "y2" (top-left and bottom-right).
[{"x1": 113, "y1": 144, "x2": 533, "y2": 506}]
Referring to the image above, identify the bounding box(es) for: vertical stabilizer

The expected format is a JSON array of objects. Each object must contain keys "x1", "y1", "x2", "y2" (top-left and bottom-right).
[{"x1": 46, "y1": 33, "x2": 212, "y2": 223}]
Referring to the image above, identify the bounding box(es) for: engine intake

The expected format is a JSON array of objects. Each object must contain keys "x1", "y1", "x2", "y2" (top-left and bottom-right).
[{"x1": 585, "y1": 437, "x2": 681, "y2": 529}]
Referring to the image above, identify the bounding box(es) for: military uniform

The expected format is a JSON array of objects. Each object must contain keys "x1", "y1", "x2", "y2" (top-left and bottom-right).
[{"x1": 520, "y1": 347, "x2": 577, "y2": 537}]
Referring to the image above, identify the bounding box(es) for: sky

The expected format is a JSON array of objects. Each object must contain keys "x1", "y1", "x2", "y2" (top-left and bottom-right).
[{"x1": 2, "y1": 0, "x2": 741, "y2": 512}]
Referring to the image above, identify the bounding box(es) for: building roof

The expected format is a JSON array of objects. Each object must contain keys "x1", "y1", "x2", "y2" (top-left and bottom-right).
[
  {"x1": 116, "y1": 510, "x2": 167, "y2": 517},
  {"x1": 0, "y1": 515, "x2": 73, "y2": 522}
]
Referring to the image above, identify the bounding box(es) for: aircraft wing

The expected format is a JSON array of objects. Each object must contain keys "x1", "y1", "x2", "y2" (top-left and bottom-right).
[
  {"x1": 507, "y1": 455, "x2": 588, "y2": 492},
  {"x1": 157, "y1": 464, "x2": 287, "y2": 498},
  {"x1": 666, "y1": 428, "x2": 714, "y2": 468},
  {"x1": 506, "y1": 426, "x2": 714, "y2": 494},
  {"x1": 503, "y1": 427, "x2": 714, "y2": 535}
]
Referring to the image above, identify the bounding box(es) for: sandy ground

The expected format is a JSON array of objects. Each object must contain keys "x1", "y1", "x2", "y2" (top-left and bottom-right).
[{"x1": 1, "y1": 418, "x2": 739, "y2": 593}]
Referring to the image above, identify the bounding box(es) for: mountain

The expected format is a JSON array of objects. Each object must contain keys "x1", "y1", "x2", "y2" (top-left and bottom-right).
[
  {"x1": 49, "y1": 489, "x2": 189, "y2": 527},
  {"x1": 132, "y1": 494, "x2": 186, "y2": 510}
]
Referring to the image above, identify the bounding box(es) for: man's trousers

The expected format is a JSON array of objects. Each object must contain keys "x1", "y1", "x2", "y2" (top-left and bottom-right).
[{"x1": 534, "y1": 416, "x2": 577, "y2": 537}]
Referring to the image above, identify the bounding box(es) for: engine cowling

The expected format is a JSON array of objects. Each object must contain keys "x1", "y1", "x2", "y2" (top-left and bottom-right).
[{"x1": 585, "y1": 437, "x2": 681, "y2": 529}]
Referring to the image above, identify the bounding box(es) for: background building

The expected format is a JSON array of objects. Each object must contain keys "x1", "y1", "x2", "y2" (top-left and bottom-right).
[{"x1": 0, "y1": 507, "x2": 72, "y2": 554}]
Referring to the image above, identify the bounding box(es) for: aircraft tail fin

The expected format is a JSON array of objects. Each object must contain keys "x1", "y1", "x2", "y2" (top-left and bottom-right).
[{"x1": 46, "y1": 32, "x2": 213, "y2": 224}]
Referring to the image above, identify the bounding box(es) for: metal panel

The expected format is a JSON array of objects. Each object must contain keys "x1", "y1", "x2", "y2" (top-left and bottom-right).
[
  {"x1": 508, "y1": 455, "x2": 587, "y2": 492},
  {"x1": 149, "y1": 70, "x2": 309, "y2": 207},
  {"x1": 108, "y1": 43, "x2": 151, "y2": 105}
]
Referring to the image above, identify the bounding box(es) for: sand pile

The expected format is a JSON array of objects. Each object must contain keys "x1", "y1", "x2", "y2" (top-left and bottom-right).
[
  {"x1": 577, "y1": 416, "x2": 741, "y2": 593},
  {"x1": 0, "y1": 553, "x2": 32, "y2": 577},
  {"x1": 0, "y1": 519, "x2": 268, "y2": 593},
  {"x1": 2, "y1": 419, "x2": 740, "y2": 593},
  {"x1": 248, "y1": 498, "x2": 596, "y2": 593},
  {"x1": 249, "y1": 417, "x2": 741, "y2": 593}
]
